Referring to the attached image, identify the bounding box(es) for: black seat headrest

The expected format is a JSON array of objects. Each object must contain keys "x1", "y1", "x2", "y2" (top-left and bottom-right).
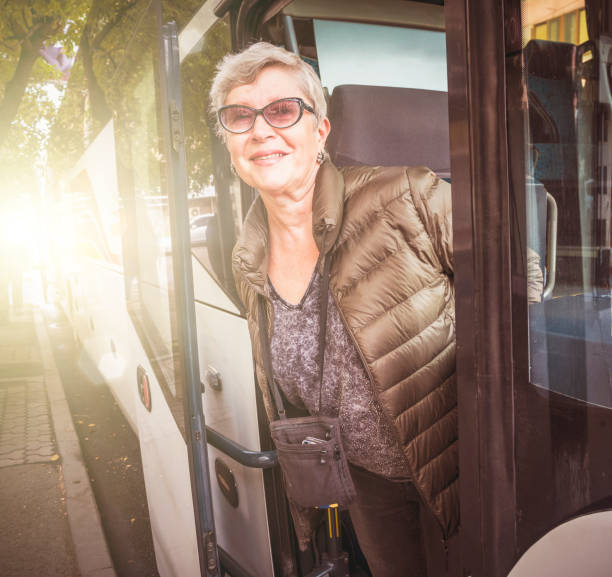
[{"x1": 326, "y1": 84, "x2": 450, "y2": 179}]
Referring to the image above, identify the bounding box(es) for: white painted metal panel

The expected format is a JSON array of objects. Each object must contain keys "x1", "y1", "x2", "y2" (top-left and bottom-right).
[
  {"x1": 77, "y1": 261, "x2": 136, "y2": 430},
  {"x1": 508, "y1": 511, "x2": 612, "y2": 577},
  {"x1": 195, "y1": 293, "x2": 274, "y2": 577},
  {"x1": 192, "y1": 254, "x2": 241, "y2": 315},
  {"x1": 135, "y1": 366, "x2": 201, "y2": 577},
  {"x1": 68, "y1": 258, "x2": 201, "y2": 577}
]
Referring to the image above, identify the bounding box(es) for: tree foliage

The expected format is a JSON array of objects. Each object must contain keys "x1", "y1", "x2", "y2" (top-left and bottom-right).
[
  {"x1": 48, "y1": 0, "x2": 155, "y2": 179},
  {"x1": 0, "y1": 0, "x2": 90, "y2": 208},
  {"x1": 181, "y1": 16, "x2": 232, "y2": 194},
  {"x1": 0, "y1": 0, "x2": 88, "y2": 146},
  {"x1": 48, "y1": 0, "x2": 220, "y2": 184}
]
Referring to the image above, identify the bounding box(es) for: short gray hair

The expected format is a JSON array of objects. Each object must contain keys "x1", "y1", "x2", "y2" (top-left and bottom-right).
[{"x1": 209, "y1": 42, "x2": 327, "y2": 137}]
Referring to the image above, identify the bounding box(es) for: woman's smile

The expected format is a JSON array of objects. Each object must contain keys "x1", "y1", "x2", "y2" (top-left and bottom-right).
[{"x1": 249, "y1": 150, "x2": 289, "y2": 164}]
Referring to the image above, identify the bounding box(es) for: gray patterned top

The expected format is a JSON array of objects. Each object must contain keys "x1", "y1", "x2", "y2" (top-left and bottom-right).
[{"x1": 269, "y1": 267, "x2": 411, "y2": 479}]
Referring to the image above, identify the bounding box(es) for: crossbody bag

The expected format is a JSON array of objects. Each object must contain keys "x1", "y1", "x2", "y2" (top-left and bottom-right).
[{"x1": 258, "y1": 256, "x2": 356, "y2": 509}]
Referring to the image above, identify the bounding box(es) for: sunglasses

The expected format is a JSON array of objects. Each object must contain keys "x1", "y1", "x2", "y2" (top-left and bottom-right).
[{"x1": 217, "y1": 97, "x2": 315, "y2": 134}]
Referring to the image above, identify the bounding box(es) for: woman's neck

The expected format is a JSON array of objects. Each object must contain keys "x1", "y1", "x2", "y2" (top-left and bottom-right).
[{"x1": 263, "y1": 182, "x2": 320, "y2": 304}]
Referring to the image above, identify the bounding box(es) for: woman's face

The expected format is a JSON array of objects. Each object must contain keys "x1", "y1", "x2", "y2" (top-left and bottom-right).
[{"x1": 223, "y1": 65, "x2": 330, "y2": 199}]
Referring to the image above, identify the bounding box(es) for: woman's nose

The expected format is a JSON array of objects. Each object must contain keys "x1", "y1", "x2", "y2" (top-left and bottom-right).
[{"x1": 250, "y1": 113, "x2": 275, "y2": 139}]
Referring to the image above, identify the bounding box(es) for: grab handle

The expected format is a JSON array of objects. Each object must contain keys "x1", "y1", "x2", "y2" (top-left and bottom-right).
[{"x1": 542, "y1": 192, "x2": 558, "y2": 300}]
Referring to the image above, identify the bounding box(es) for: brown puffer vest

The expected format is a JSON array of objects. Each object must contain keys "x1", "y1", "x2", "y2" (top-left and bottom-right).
[{"x1": 233, "y1": 161, "x2": 458, "y2": 548}]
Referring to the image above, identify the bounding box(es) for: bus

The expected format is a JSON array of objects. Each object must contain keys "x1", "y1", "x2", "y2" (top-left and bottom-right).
[{"x1": 48, "y1": 0, "x2": 612, "y2": 576}]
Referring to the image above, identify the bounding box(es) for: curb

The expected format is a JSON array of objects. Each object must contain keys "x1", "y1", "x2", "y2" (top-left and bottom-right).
[{"x1": 33, "y1": 309, "x2": 117, "y2": 577}]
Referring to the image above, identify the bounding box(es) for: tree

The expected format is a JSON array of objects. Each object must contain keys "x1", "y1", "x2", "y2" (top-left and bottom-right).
[{"x1": 0, "y1": 0, "x2": 88, "y2": 147}]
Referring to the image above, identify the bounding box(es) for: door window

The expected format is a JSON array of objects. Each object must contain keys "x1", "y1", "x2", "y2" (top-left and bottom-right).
[
  {"x1": 112, "y1": 5, "x2": 186, "y2": 419},
  {"x1": 509, "y1": 0, "x2": 612, "y2": 555},
  {"x1": 313, "y1": 19, "x2": 447, "y2": 92},
  {"x1": 179, "y1": 13, "x2": 241, "y2": 302},
  {"x1": 521, "y1": 0, "x2": 612, "y2": 409}
]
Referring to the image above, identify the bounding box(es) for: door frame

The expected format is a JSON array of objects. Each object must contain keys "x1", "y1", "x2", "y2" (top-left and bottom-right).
[{"x1": 446, "y1": 1, "x2": 521, "y2": 575}]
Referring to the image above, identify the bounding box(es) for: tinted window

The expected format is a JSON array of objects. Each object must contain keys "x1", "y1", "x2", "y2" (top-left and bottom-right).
[
  {"x1": 180, "y1": 13, "x2": 241, "y2": 300},
  {"x1": 521, "y1": 0, "x2": 612, "y2": 408}
]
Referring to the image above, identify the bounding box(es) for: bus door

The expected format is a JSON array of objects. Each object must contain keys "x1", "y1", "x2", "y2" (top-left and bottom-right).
[
  {"x1": 448, "y1": 0, "x2": 612, "y2": 575},
  {"x1": 168, "y1": 4, "x2": 279, "y2": 577},
  {"x1": 112, "y1": 3, "x2": 219, "y2": 576}
]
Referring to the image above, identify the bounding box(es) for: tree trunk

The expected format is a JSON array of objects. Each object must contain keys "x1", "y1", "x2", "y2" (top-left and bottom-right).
[
  {"x1": 0, "y1": 40, "x2": 41, "y2": 148},
  {"x1": 79, "y1": 26, "x2": 111, "y2": 128},
  {"x1": 0, "y1": 17, "x2": 60, "y2": 148}
]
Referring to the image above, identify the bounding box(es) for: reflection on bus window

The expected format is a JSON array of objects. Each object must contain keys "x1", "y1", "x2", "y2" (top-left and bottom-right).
[
  {"x1": 69, "y1": 165, "x2": 122, "y2": 266},
  {"x1": 523, "y1": 2, "x2": 588, "y2": 46},
  {"x1": 112, "y1": 8, "x2": 184, "y2": 406},
  {"x1": 522, "y1": 0, "x2": 612, "y2": 408},
  {"x1": 180, "y1": 14, "x2": 240, "y2": 299}
]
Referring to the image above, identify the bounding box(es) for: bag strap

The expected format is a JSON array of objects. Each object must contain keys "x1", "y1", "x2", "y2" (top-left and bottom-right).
[{"x1": 258, "y1": 255, "x2": 332, "y2": 420}]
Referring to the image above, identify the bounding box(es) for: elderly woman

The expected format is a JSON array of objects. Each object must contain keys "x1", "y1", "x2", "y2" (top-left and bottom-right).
[{"x1": 210, "y1": 42, "x2": 457, "y2": 577}]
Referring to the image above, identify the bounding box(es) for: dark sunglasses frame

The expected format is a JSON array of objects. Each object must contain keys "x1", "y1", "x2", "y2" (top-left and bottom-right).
[{"x1": 217, "y1": 97, "x2": 315, "y2": 134}]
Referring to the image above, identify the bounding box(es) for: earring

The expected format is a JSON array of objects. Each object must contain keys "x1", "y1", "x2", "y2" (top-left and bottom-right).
[
  {"x1": 316, "y1": 149, "x2": 326, "y2": 164},
  {"x1": 230, "y1": 163, "x2": 237, "y2": 176}
]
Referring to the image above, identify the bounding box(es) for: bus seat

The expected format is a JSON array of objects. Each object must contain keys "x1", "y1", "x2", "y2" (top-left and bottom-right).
[{"x1": 326, "y1": 84, "x2": 451, "y2": 180}]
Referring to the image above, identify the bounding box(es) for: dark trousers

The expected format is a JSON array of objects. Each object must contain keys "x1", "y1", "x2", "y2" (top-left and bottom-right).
[{"x1": 348, "y1": 465, "x2": 427, "y2": 577}]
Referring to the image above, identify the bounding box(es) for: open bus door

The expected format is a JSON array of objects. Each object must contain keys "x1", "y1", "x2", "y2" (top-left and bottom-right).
[
  {"x1": 158, "y1": 20, "x2": 220, "y2": 577},
  {"x1": 111, "y1": 5, "x2": 221, "y2": 576},
  {"x1": 448, "y1": 0, "x2": 612, "y2": 575}
]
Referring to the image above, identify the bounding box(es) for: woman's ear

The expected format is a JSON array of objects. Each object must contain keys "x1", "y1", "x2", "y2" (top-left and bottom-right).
[{"x1": 317, "y1": 116, "x2": 331, "y2": 147}]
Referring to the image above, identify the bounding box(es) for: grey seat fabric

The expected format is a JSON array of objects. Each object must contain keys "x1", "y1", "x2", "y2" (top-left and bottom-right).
[{"x1": 326, "y1": 84, "x2": 451, "y2": 179}]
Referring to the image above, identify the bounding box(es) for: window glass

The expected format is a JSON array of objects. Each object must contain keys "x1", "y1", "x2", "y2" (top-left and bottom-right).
[
  {"x1": 548, "y1": 17, "x2": 560, "y2": 41},
  {"x1": 525, "y1": 4, "x2": 586, "y2": 46},
  {"x1": 112, "y1": 5, "x2": 185, "y2": 413},
  {"x1": 521, "y1": 0, "x2": 612, "y2": 408},
  {"x1": 180, "y1": 14, "x2": 240, "y2": 300},
  {"x1": 564, "y1": 11, "x2": 578, "y2": 43},
  {"x1": 271, "y1": 10, "x2": 450, "y2": 179},
  {"x1": 313, "y1": 19, "x2": 447, "y2": 93},
  {"x1": 579, "y1": 9, "x2": 588, "y2": 43},
  {"x1": 534, "y1": 23, "x2": 548, "y2": 40}
]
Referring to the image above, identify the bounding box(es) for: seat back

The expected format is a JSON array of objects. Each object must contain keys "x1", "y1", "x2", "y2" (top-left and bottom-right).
[
  {"x1": 326, "y1": 84, "x2": 451, "y2": 179},
  {"x1": 525, "y1": 39, "x2": 582, "y2": 292}
]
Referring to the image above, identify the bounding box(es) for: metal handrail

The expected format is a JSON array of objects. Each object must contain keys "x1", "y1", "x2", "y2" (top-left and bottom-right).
[
  {"x1": 543, "y1": 192, "x2": 558, "y2": 300},
  {"x1": 206, "y1": 426, "x2": 278, "y2": 468}
]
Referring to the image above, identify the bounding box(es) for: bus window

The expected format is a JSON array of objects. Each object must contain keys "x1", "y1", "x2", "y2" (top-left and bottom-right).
[
  {"x1": 521, "y1": 0, "x2": 612, "y2": 407},
  {"x1": 179, "y1": 13, "x2": 241, "y2": 302},
  {"x1": 312, "y1": 19, "x2": 447, "y2": 93},
  {"x1": 111, "y1": 6, "x2": 186, "y2": 407},
  {"x1": 69, "y1": 168, "x2": 122, "y2": 266}
]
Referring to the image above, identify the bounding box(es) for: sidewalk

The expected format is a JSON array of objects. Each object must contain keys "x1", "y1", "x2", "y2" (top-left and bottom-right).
[{"x1": 0, "y1": 303, "x2": 116, "y2": 577}]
